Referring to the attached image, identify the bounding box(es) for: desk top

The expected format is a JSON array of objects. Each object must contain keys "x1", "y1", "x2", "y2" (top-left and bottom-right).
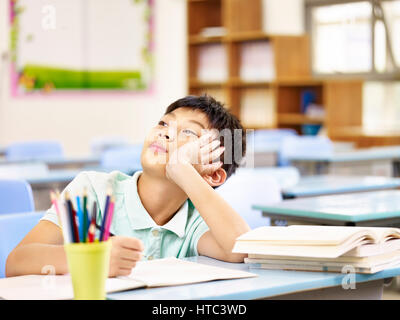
[
  {"x1": 254, "y1": 190, "x2": 400, "y2": 223},
  {"x1": 108, "y1": 256, "x2": 400, "y2": 300},
  {"x1": 0, "y1": 155, "x2": 100, "y2": 167},
  {"x1": 282, "y1": 175, "x2": 400, "y2": 198},
  {"x1": 288, "y1": 146, "x2": 400, "y2": 163},
  {"x1": 23, "y1": 167, "x2": 139, "y2": 186}
]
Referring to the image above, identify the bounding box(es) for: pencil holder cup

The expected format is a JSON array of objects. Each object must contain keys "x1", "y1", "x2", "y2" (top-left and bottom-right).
[{"x1": 64, "y1": 240, "x2": 111, "y2": 300}]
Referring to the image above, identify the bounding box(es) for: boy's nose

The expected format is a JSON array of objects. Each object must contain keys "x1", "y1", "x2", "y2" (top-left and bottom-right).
[{"x1": 158, "y1": 130, "x2": 174, "y2": 141}]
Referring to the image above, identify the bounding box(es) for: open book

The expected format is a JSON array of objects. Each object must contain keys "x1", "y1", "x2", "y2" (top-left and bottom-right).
[
  {"x1": 233, "y1": 225, "x2": 400, "y2": 258},
  {"x1": 0, "y1": 258, "x2": 257, "y2": 300}
]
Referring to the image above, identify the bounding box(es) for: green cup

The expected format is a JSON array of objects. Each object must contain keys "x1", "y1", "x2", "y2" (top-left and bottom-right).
[{"x1": 64, "y1": 240, "x2": 111, "y2": 300}]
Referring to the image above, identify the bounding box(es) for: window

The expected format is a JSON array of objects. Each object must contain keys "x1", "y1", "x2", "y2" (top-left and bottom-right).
[{"x1": 306, "y1": 0, "x2": 400, "y2": 78}]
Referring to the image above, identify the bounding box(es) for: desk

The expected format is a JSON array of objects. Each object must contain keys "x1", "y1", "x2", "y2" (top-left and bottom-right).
[
  {"x1": 44, "y1": 156, "x2": 101, "y2": 170},
  {"x1": 288, "y1": 146, "x2": 400, "y2": 177},
  {"x1": 250, "y1": 145, "x2": 279, "y2": 167},
  {"x1": 254, "y1": 190, "x2": 400, "y2": 227},
  {"x1": 108, "y1": 256, "x2": 400, "y2": 300},
  {"x1": 282, "y1": 175, "x2": 400, "y2": 199},
  {"x1": 0, "y1": 156, "x2": 101, "y2": 170}
]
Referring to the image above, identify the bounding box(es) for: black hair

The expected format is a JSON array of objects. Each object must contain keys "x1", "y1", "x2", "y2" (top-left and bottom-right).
[{"x1": 165, "y1": 94, "x2": 246, "y2": 179}]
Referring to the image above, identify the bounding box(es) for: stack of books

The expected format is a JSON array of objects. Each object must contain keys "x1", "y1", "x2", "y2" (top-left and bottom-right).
[
  {"x1": 239, "y1": 41, "x2": 275, "y2": 82},
  {"x1": 197, "y1": 44, "x2": 228, "y2": 82},
  {"x1": 232, "y1": 225, "x2": 400, "y2": 274},
  {"x1": 240, "y1": 88, "x2": 276, "y2": 128}
]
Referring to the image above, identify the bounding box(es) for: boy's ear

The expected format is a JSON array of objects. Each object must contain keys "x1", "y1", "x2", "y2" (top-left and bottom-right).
[{"x1": 202, "y1": 167, "x2": 227, "y2": 188}]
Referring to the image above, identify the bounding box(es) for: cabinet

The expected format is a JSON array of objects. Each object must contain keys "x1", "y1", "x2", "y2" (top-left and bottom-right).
[{"x1": 187, "y1": 0, "x2": 363, "y2": 137}]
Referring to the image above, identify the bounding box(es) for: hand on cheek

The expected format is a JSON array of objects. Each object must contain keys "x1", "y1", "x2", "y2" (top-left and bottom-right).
[{"x1": 166, "y1": 131, "x2": 225, "y2": 182}]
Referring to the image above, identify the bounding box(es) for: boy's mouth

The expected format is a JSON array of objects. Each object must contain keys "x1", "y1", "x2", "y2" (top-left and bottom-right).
[{"x1": 149, "y1": 142, "x2": 168, "y2": 153}]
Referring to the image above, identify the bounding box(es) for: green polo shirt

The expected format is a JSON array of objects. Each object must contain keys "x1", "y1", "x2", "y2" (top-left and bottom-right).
[{"x1": 41, "y1": 171, "x2": 209, "y2": 260}]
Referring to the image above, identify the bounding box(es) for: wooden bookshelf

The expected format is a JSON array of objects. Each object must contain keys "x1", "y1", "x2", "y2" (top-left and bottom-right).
[
  {"x1": 278, "y1": 113, "x2": 325, "y2": 126},
  {"x1": 186, "y1": 0, "x2": 365, "y2": 140}
]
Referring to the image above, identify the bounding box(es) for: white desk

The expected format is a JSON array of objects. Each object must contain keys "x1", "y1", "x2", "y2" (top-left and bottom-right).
[
  {"x1": 282, "y1": 175, "x2": 400, "y2": 199},
  {"x1": 0, "y1": 156, "x2": 101, "y2": 170},
  {"x1": 255, "y1": 190, "x2": 400, "y2": 227},
  {"x1": 108, "y1": 256, "x2": 399, "y2": 300},
  {"x1": 288, "y1": 146, "x2": 400, "y2": 177}
]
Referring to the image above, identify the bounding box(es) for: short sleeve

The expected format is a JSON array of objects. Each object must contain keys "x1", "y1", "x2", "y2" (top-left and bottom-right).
[
  {"x1": 187, "y1": 214, "x2": 209, "y2": 257},
  {"x1": 40, "y1": 171, "x2": 96, "y2": 227}
]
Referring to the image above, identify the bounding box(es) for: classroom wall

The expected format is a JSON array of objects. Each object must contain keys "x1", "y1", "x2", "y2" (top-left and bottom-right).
[{"x1": 0, "y1": 0, "x2": 187, "y2": 156}]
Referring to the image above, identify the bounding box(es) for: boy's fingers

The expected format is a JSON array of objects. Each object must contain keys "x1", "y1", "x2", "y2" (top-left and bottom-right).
[
  {"x1": 200, "y1": 139, "x2": 220, "y2": 154},
  {"x1": 198, "y1": 133, "x2": 213, "y2": 147},
  {"x1": 120, "y1": 237, "x2": 144, "y2": 251},
  {"x1": 119, "y1": 248, "x2": 143, "y2": 261},
  {"x1": 201, "y1": 146, "x2": 225, "y2": 164},
  {"x1": 199, "y1": 130, "x2": 219, "y2": 146},
  {"x1": 119, "y1": 259, "x2": 137, "y2": 269}
]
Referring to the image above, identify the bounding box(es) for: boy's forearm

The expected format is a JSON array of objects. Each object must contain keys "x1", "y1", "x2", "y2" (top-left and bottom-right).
[
  {"x1": 6, "y1": 244, "x2": 68, "y2": 277},
  {"x1": 174, "y1": 164, "x2": 250, "y2": 253}
]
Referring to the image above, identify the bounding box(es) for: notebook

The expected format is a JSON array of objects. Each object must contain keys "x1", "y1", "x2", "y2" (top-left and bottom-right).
[{"x1": 0, "y1": 258, "x2": 257, "y2": 300}]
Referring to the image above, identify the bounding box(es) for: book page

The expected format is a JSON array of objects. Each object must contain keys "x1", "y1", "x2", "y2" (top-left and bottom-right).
[
  {"x1": 121, "y1": 257, "x2": 257, "y2": 287},
  {"x1": 236, "y1": 225, "x2": 380, "y2": 245},
  {"x1": 233, "y1": 238, "x2": 370, "y2": 258},
  {"x1": 344, "y1": 238, "x2": 400, "y2": 257}
]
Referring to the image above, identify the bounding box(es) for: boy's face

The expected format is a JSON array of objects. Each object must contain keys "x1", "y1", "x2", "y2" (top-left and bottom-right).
[{"x1": 141, "y1": 107, "x2": 213, "y2": 177}]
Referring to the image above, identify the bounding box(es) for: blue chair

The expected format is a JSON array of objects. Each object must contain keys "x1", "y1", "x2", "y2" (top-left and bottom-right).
[
  {"x1": 5, "y1": 140, "x2": 64, "y2": 161},
  {"x1": 216, "y1": 168, "x2": 282, "y2": 229},
  {"x1": 0, "y1": 179, "x2": 35, "y2": 214},
  {"x1": 100, "y1": 144, "x2": 143, "y2": 173},
  {"x1": 0, "y1": 212, "x2": 44, "y2": 277}
]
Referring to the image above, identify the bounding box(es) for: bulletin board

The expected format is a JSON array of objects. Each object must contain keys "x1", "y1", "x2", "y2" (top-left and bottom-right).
[{"x1": 9, "y1": 0, "x2": 154, "y2": 96}]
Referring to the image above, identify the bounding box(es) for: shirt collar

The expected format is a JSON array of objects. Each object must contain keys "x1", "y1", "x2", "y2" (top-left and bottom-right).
[{"x1": 124, "y1": 171, "x2": 188, "y2": 238}]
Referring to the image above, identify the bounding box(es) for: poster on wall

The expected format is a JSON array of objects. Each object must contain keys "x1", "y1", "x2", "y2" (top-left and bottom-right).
[{"x1": 9, "y1": 0, "x2": 154, "y2": 96}]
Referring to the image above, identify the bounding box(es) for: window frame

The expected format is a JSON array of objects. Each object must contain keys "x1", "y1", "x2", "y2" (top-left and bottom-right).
[{"x1": 305, "y1": 0, "x2": 400, "y2": 80}]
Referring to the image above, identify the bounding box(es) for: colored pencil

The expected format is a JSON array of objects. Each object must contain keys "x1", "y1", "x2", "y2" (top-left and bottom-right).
[
  {"x1": 50, "y1": 191, "x2": 61, "y2": 225},
  {"x1": 50, "y1": 191, "x2": 72, "y2": 244},
  {"x1": 65, "y1": 192, "x2": 80, "y2": 243},
  {"x1": 88, "y1": 202, "x2": 97, "y2": 243},
  {"x1": 103, "y1": 196, "x2": 115, "y2": 241},
  {"x1": 99, "y1": 189, "x2": 112, "y2": 241},
  {"x1": 83, "y1": 188, "x2": 89, "y2": 242},
  {"x1": 76, "y1": 195, "x2": 84, "y2": 242}
]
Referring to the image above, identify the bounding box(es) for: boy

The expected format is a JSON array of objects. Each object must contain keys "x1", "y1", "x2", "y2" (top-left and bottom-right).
[{"x1": 6, "y1": 95, "x2": 250, "y2": 277}]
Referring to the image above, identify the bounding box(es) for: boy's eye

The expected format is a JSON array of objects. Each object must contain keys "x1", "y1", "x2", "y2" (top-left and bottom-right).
[
  {"x1": 182, "y1": 129, "x2": 198, "y2": 137},
  {"x1": 158, "y1": 120, "x2": 167, "y2": 127}
]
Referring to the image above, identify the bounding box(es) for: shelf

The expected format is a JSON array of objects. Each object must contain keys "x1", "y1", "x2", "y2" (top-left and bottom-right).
[
  {"x1": 243, "y1": 124, "x2": 276, "y2": 130},
  {"x1": 230, "y1": 78, "x2": 322, "y2": 87},
  {"x1": 275, "y1": 78, "x2": 324, "y2": 86},
  {"x1": 188, "y1": 0, "x2": 219, "y2": 2},
  {"x1": 188, "y1": 35, "x2": 224, "y2": 45},
  {"x1": 189, "y1": 79, "x2": 227, "y2": 88},
  {"x1": 187, "y1": 0, "x2": 364, "y2": 142},
  {"x1": 229, "y1": 78, "x2": 274, "y2": 87},
  {"x1": 226, "y1": 32, "x2": 272, "y2": 42},
  {"x1": 277, "y1": 113, "x2": 325, "y2": 125}
]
